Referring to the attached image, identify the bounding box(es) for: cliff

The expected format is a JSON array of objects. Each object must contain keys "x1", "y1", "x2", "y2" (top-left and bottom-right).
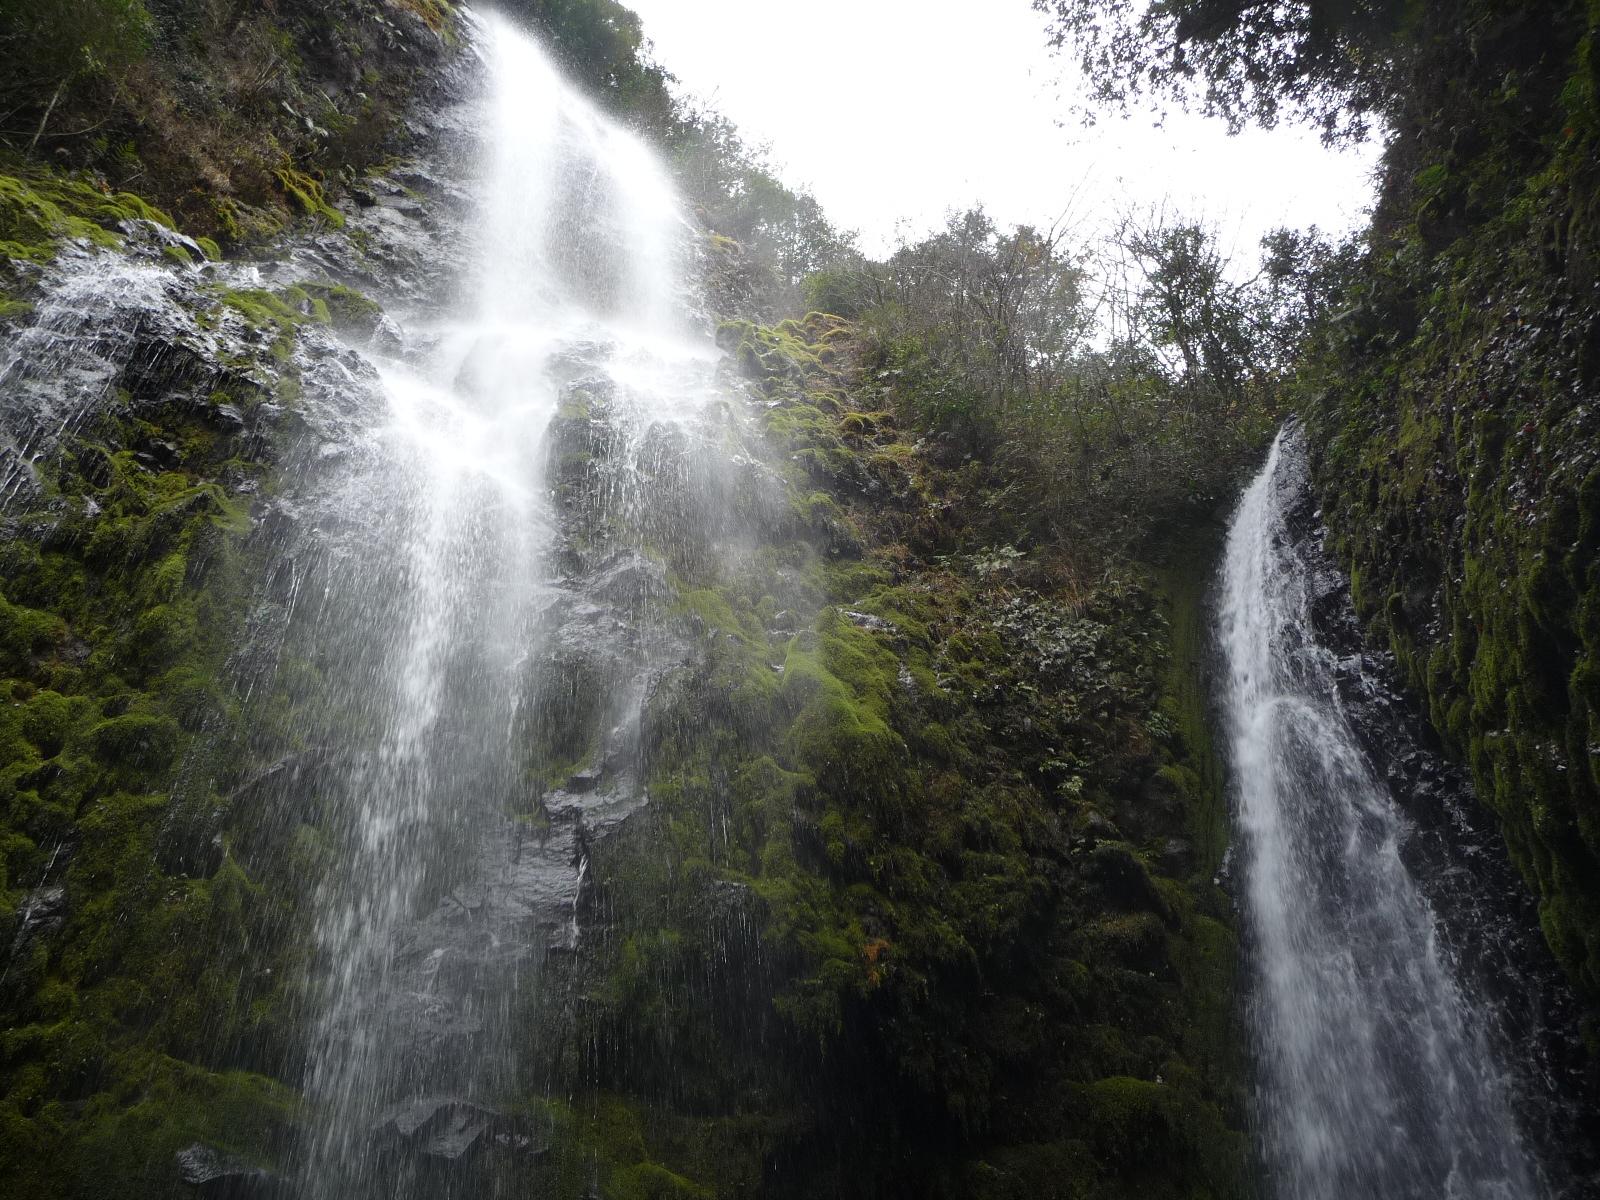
[
  {"x1": 0, "y1": 4, "x2": 1249, "y2": 1195},
  {"x1": 1300, "y1": 0, "x2": 1600, "y2": 1024}
]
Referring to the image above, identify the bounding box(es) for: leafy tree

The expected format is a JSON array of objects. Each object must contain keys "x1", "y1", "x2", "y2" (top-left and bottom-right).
[
  {"x1": 1031, "y1": 0, "x2": 1414, "y2": 140},
  {"x1": 1255, "y1": 225, "x2": 1359, "y2": 360},
  {"x1": 670, "y1": 105, "x2": 853, "y2": 306},
  {"x1": 869, "y1": 207, "x2": 1090, "y2": 413},
  {"x1": 840, "y1": 206, "x2": 1338, "y2": 553},
  {"x1": 0, "y1": 0, "x2": 151, "y2": 146}
]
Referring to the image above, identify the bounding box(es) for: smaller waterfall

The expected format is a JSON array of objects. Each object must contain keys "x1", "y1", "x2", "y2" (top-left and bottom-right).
[{"x1": 1221, "y1": 426, "x2": 1542, "y2": 1199}]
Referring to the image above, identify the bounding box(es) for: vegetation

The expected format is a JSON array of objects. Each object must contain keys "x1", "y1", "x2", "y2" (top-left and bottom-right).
[
  {"x1": 0, "y1": 0, "x2": 457, "y2": 242},
  {"x1": 521, "y1": 312, "x2": 1248, "y2": 1196},
  {"x1": 1029, "y1": 0, "x2": 1600, "y2": 1038},
  {"x1": 1032, "y1": 0, "x2": 1413, "y2": 140},
  {"x1": 0, "y1": 1, "x2": 1282, "y2": 1193},
  {"x1": 802, "y1": 205, "x2": 1326, "y2": 558},
  {"x1": 1293, "y1": 0, "x2": 1600, "y2": 1022},
  {"x1": 4, "y1": 0, "x2": 1599, "y2": 1193},
  {"x1": 0, "y1": 342, "x2": 307, "y2": 1193},
  {"x1": 0, "y1": 161, "x2": 173, "y2": 261}
]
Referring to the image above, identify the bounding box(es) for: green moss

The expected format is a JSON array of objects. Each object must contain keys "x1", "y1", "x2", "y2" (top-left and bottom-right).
[
  {"x1": 0, "y1": 166, "x2": 173, "y2": 263},
  {"x1": 1300, "y1": 3, "x2": 1600, "y2": 1022},
  {"x1": 0, "y1": 312, "x2": 298, "y2": 1195},
  {"x1": 273, "y1": 167, "x2": 345, "y2": 228},
  {"x1": 299, "y1": 282, "x2": 382, "y2": 336},
  {"x1": 554, "y1": 318, "x2": 1248, "y2": 1194}
]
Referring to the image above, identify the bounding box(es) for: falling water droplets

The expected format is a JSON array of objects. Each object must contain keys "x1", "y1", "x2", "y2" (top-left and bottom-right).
[
  {"x1": 271, "y1": 13, "x2": 728, "y2": 1196},
  {"x1": 1222, "y1": 425, "x2": 1545, "y2": 1200}
]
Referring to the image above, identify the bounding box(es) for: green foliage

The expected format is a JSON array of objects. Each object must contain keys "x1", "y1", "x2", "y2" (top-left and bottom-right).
[
  {"x1": 274, "y1": 168, "x2": 344, "y2": 229},
  {"x1": 0, "y1": 0, "x2": 460, "y2": 243},
  {"x1": 671, "y1": 108, "x2": 855, "y2": 313},
  {"x1": 544, "y1": 314, "x2": 1247, "y2": 1196},
  {"x1": 1033, "y1": 0, "x2": 1414, "y2": 140},
  {"x1": 0, "y1": 162, "x2": 172, "y2": 262},
  {"x1": 0, "y1": 317, "x2": 306, "y2": 1195},
  {"x1": 834, "y1": 205, "x2": 1319, "y2": 557},
  {"x1": 0, "y1": 0, "x2": 152, "y2": 141}
]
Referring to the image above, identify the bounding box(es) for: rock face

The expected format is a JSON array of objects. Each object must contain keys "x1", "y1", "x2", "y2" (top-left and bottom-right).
[
  {"x1": 372, "y1": 1097, "x2": 549, "y2": 1164},
  {"x1": 1, "y1": 15, "x2": 1247, "y2": 1200},
  {"x1": 1301, "y1": 0, "x2": 1600, "y2": 1021},
  {"x1": 1248, "y1": 431, "x2": 1599, "y2": 1191},
  {"x1": 175, "y1": 1145, "x2": 287, "y2": 1197}
]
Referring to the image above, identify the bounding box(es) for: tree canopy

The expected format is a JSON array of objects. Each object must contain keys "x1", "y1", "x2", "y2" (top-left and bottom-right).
[{"x1": 1031, "y1": 0, "x2": 1414, "y2": 140}]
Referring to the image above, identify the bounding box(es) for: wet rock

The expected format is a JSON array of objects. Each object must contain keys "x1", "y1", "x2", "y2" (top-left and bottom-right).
[
  {"x1": 374, "y1": 1096, "x2": 550, "y2": 1164},
  {"x1": 371, "y1": 313, "x2": 406, "y2": 354},
  {"x1": 390, "y1": 167, "x2": 444, "y2": 194},
  {"x1": 376, "y1": 1096, "x2": 495, "y2": 1161},
  {"x1": 544, "y1": 782, "x2": 647, "y2": 841},
  {"x1": 566, "y1": 765, "x2": 604, "y2": 793},
  {"x1": 843, "y1": 608, "x2": 896, "y2": 635},
  {"x1": 176, "y1": 1144, "x2": 286, "y2": 1196},
  {"x1": 13, "y1": 885, "x2": 67, "y2": 944},
  {"x1": 592, "y1": 551, "x2": 670, "y2": 605},
  {"x1": 212, "y1": 403, "x2": 248, "y2": 434}
]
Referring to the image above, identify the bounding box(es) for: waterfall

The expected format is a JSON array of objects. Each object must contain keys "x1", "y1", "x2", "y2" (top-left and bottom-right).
[
  {"x1": 263, "y1": 12, "x2": 723, "y2": 1193},
  {"x1": 1219, "y1": 424, "x2": 1574, "y2": 1199}
]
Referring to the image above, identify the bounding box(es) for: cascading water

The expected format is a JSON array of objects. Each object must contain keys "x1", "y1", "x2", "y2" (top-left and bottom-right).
[
  {"x1": 245, "y1": 12, "x2": 725, "y2": 1194},
  {"x1": 1220, "y1": 424, "x2": 1593, "y2": 1199},
  {"x1": 0, "y1": 252, "x2": 216, "y2": 507}
]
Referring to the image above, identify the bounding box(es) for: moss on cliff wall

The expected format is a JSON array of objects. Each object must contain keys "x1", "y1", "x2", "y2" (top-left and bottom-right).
[
  {"x1": 1301, "y1": 0, "x2": 1600, "y2": 1026},
  {"x1": 0, "y1": 284, "x2": 329, "y2": 1197},
  {"x1": 1, "y1": 0, "x2": 461, "y2": 246},
  {"x1": 524, "y1": 314, "x2": 1247, "y2": 1197},
  {"x1": 0, "y1": 3, "x2": 1252, "y2": 1190}
]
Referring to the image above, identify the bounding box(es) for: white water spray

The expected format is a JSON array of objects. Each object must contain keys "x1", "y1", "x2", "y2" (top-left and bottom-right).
[
  {"x1": 289, "y1": 13, "x2": 720, "y2": 1193},
  {"x1": 1220, "y1": 425, "x2": 1537, "y2": 1199}
]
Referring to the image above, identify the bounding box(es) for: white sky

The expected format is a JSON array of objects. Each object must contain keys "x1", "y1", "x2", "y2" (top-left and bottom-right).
[{"x1": 624, "y1": 0, "x2": 1380, "y2": 260}]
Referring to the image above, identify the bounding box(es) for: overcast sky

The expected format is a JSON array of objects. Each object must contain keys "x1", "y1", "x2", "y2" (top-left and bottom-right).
[{"x1": 623, "y1": 0, "x2": 1380, "y2": 260}]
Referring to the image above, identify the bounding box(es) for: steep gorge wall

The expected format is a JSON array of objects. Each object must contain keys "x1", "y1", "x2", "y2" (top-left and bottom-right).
[
  {"x1": 1303, "y1": 0, "x2": 1600, "y2": 1019},
  {"x1": 512, "y1": 315, "x2": 1247, "y2": 1198}
]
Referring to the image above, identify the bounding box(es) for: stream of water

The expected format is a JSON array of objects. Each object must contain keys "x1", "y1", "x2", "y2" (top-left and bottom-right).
[
  {"x1": 8, "y1": 8, "x2": 1600, "y2": 1197},
  {"x1": 273, "y1": 13, "x2": 720, "y2": 1194},
  {"x1": 1221, "y1": 425, "x2": 1594, "y2": 1199}
]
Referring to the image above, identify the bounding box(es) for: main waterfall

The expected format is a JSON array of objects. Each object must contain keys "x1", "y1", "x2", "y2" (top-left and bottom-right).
[
  {"x1": 1219, "y1": 425, "x2": 1594, "y2": 1199},
  {"x1": 256, "y1": 13, "x2": 720, "y2": 1194}
]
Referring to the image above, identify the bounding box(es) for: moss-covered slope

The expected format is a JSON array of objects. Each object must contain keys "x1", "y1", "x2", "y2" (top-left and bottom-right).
[
  {"x1": 518, "y1": 314, "x2": 1247, "y2": 1198},
  {"x1": 2, "y1": 0, "x2": 460, "y2": 246},
  {"x1": 0, "y1": 259, "x2": 367, "y2": 1196}
]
